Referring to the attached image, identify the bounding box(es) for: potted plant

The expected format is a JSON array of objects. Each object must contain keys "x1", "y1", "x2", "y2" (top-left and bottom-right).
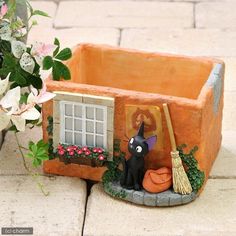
[
  {"x1": 0, "y1": 0, "x2": 27, "y2": 148},
  {"x1": 0, "y1": 0, "x2": 72, "y2": 194}
]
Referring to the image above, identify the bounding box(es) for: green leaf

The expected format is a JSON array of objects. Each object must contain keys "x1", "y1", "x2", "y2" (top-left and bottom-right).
[
  {"x1": 14, "y1": 72, "x2": 27, "y2": 86},
  {"x1": 33, "y1": 158, "x2": 41, "y2": 167},
  {"x1": 52, "y1": 64, "x2": 60, "y2": 81},
  {"x1": 8, "y1": 125, "x2": 18, "y2": 132},
  {"x1": 53, "y1": 38, "x2": 60, "y2": 57},
  {"x1": 37, "y1": 139, "x2": 48, "y2": 148},
  {"x1": 26, "y1": 153, "x2": 34, "y2": 159},
  {"x1": 29, "y1": 75, "x2": 43, "y2": 89},
  {"x1": 9, "y1": 82, "x2": 18, "y2": 89},
  {"x1": 31, "y1": 144, "x2": 38, "y2": 155},
  {"x1": 32, "y1": 10, "x2": 50, "y2": 17},
  {"x1": 28, "y1": 141, "x2": 34, "y2": 150},
  {"x1": 43, "y1": 56, "x2": 53, "y2": 70},
  {"x1": 0, "y1": 67, "x2": 10, "y2": 77},
  {"x1": 37, "y1": 154, "x2": 49, "y2": 161},
  {"x1": 3, "y1": 53, "x2": 16, "y2": 69},
  {"x1": 53, "y1": 61, "x2": 71, "y2": 80},
  {"x1": 55, "y1": 48, "x2": 72, "y2": 61},
  {"x1": 37, "y1": 147, "x2": 46, "y2": 156},
  {"x1": 20, "y1": 93, "x2": 29, "y2": 104}
]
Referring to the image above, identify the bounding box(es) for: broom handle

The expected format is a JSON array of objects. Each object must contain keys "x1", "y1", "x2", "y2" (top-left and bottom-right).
[{"x1": 163, "y1": 103, "x2": 177, "y2": 151}]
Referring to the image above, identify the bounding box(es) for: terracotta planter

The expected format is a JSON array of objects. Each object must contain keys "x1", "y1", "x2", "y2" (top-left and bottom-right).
[{"x1": 42, "y1": 44, "x2": 224, "y2": 187}]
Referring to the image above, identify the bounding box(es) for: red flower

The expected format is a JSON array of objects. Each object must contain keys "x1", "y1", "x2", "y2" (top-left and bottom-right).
[
  {"x1": 58, "y1": 150, "x2": 65, "y2": 155},
  {"x1": 97, "y1": 148, "x2": 103, "y2": 154},
  {"x1": 98, "y1": 154, "x2": 105, "y2": 161},
  {"x1": 66, "y1": 146, "x2": 72, "y2": 152},
  {"x1": 82, "y1": 146, "x2": 88, "y2": 152},
  {"x1": 69, "y1": 151, "x2": 74, "y2": 156},
  {"x1": 77, "y1": 149, "x2": 82, "y2": 155},
  {"x1": 85, "y1": 150, "x2": 91, "y2": 156},
  {"x1": 58, "y1": 144, "x2": 63, "y2": 150},
  {"x1": 92, "y1": 148, "x2": 98, "y2": 153},
  {"x1": 72, "y1": 146, "x2": 77, "y2": 150}
]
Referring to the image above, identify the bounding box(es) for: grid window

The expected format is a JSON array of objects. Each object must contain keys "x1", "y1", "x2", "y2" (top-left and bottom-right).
[{"x1": 60, "y1": 101, "x2": 107, "y2": 148}]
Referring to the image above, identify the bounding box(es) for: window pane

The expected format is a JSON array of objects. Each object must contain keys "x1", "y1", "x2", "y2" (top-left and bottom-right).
[
  {"x1": 86, "y1": 134, "x2": 94, "y2": 146},
  {"x1": 86, "y1": 107, "x2": 94, "y2": 119},
  {"x1": 74, "y1": 105, "x2": 82, "y2": 118},
  {"x1": 65, "y1": 117, "x2": 73, "y2": 130},
  {"x1": 74, "y1": 119, "x2": 82, "y2": 131},
  {"x1": 75, "y1": 133, "x2": 82, "y2": 146},
  {"x1": 86, "y1": 120, "x2": 94, "y2": 133},
  {"x1": 65, "y1": 131, "x2": 73, "y2": 143},
  {"x1": 65, "y1": 104, "x2": 73, "y2": 116},
  {"x1": 96, "y1": 122, "x2": 103, "y2": 134},
  {"x1": 96, "y1": 135, "x2": 103, "y2": 147},
  {"x1": 96, "y1": 108, "x2": 103, "y2": 121}
]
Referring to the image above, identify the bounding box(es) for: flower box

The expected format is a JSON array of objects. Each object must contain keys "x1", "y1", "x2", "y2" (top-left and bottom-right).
[
  {"x1": 56, "y1": 144, "x2": 107, "y2": 168},
  {"x1": 59, "y1": 155, "x2": 93, "y2": 166},
  {"x1": 42, "y1": 43, "x2": 224, "y2": 187}
]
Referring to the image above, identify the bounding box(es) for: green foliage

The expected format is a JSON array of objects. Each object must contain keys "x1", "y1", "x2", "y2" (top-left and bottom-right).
[
  {"x1": 26, "y1": 140, "x2": 49, "y2": 167},
  {"x1": 47, "y1": 116, "x2": 54, "y2": 159},
  {"x1": 32, "y1": 10, "x2": 49, "y2": 18},
  {"x1": 53, "y1": 38, "x2": 60, "y2": 57},
  {"x1": 42, "y1": 56, "x2": 53, "y2": 70},
  {"x1": 102, "y1": 139, "x2": 127, "y2": 199},
  {"x1": 42, "y1": 40, "x2": 72, "y2": 81},
  {"x1": 55, "y1": 48, "x2": 72, "y2": 61},
  {"x1": 178, "y1": 144, "x2": 205, "y2": 193},
  {"x1": 52, "y1": 60, "x2": 71, "y2": 80}
]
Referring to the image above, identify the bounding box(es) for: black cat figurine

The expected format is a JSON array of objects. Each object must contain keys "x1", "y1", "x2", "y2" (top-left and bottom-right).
[{"x1": 120, "y1": 122, "x2": 157, "y2": 191}]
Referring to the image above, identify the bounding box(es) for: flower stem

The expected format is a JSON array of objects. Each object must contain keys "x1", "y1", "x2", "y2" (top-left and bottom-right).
[
  {"x1": 14, "y1": 131, "x2": 49, "y2": 196},
  {"x1": 14, "y1": 131, "x2": 30, "y2": 172}
]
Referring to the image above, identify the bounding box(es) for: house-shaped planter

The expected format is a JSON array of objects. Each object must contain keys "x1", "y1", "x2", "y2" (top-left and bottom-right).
[{"x1": 42, "y1": 44, "x2": 224, "y2": 186}]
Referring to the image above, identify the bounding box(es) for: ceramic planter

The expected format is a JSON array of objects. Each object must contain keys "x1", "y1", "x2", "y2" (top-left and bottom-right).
[{"x1": 42, "y1": 44, "x2": 224, "y2": 187}]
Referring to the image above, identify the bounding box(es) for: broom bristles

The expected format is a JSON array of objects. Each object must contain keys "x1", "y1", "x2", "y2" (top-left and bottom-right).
[{"x1": 171, "y1": 151, "x2": 192, "y2": 195}]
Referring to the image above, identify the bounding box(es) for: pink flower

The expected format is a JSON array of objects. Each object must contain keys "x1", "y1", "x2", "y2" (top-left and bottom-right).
[
  {"x1": 72, "y1": 146, "x2": 77, "y2": 150},
  {"x1": 92, "y1": 148, "x2": 98, "y2": 153},
  {"x1": 85, "y1": 150, "x2": 91, "y2": 156},
  {"x1": 98, "y1": 155, "x2": 105, "y2": 161},
  {"x1": 31, "y1": 42, "x2": 57, "y2": 66},
  {"x1": 58, "y1": 150, "x2": 65, "y2": 156},
  {"x1": 66, "y1": 146, "x2": 73, "y2": 152},
  {"x1": 28, "y1": 82, "x2": 55, "y2": 105},
  {"x1": 82, "y1": 146, "x2": 88, "y2": 152},
  {"x1": 97, "y1": 148, "x2": 103, "y2": 154},
  {"x1": 58, "y1": 144, "x2": 63, "y2": 150},
  {"x1": 77, "y1": 149, "x2": 82, "y2": 155},
  {"x1": 69, "y1": 151, "x2": 74, "y2": 156},
  {"x1": 0, "y1": 3, "x2": 8, "y2": 18}
]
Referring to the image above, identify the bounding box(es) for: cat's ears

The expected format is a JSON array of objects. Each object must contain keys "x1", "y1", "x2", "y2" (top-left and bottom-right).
[
  {"x1": 137, "y1": 121, "x2": 157, "y2": 150},
  {"x1": 137, "y1": 121, "x2": 145, "y2": 137},
  {"x1": 145, "y1": 135, "x2": 157, "y2": 151}
]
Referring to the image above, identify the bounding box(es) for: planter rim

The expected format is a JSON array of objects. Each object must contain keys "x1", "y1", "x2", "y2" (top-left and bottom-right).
[{"x1": 46, "y1": 43, "x2": 224, "y2": 109}]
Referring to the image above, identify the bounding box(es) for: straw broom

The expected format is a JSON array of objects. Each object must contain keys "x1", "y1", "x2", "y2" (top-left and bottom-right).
[{"x1": 163, "y1": 103, "x2": 192, "y2": 195}]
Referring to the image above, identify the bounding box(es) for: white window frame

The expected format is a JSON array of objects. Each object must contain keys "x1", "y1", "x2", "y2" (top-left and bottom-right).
[{"x1": 60, "y1": 101, "x2": 107, "y2": 148}]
